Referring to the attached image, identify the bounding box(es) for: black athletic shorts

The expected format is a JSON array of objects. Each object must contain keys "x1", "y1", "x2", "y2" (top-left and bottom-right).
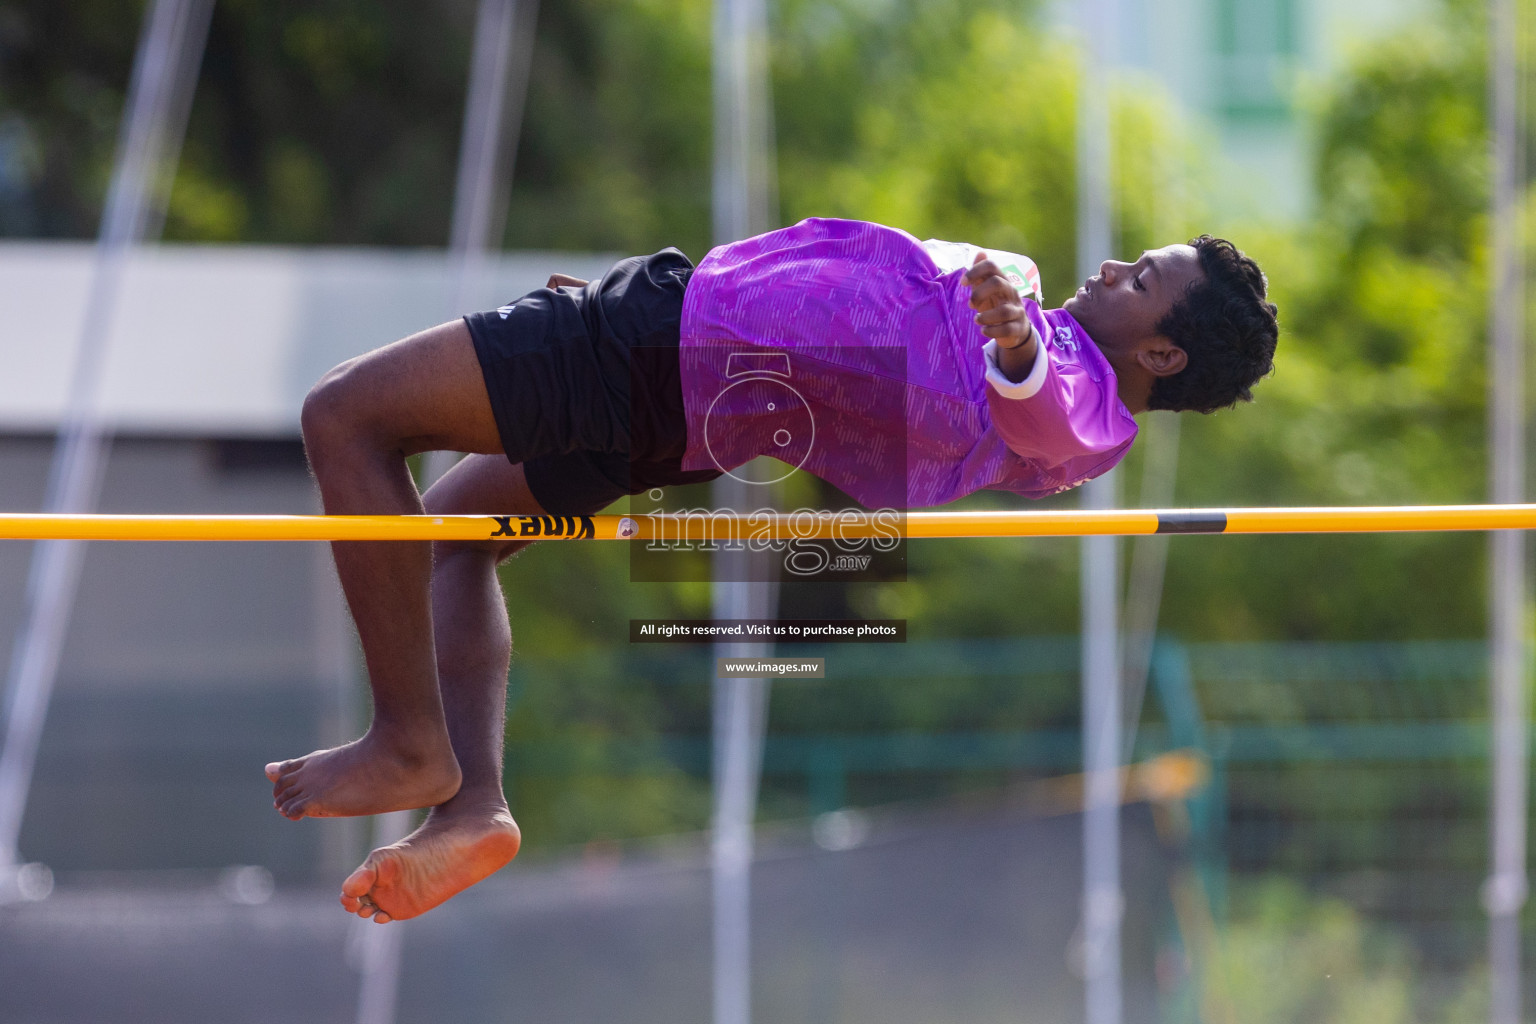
[{"x1": 463, "y1": 248, "x2": 722, "y2": 515}]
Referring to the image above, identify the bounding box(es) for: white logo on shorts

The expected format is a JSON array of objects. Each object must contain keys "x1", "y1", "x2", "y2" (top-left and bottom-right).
[{"x1": 497, "y1": 303, "x2": 517, "y2": 319}]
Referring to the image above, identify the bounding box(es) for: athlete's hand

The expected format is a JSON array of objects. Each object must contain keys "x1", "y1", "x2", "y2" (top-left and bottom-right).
[
  {"x1": 546, "y1": 273, "x2": 588, "y2": 290},
  {"x1": 964, "y1": 252, "x2": 1034, "y2": 348},
  {"x1": 966, "y1": 252, "x2": 1038, "y2": 384}
]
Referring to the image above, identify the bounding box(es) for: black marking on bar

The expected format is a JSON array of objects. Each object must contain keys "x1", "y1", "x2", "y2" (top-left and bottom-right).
[
  {"x1": 488, "y1": 515, "x2": 596, "y2": 540},
  {"x1": 1155, "y1": 512, "x2": 1228, "y2": 534}
]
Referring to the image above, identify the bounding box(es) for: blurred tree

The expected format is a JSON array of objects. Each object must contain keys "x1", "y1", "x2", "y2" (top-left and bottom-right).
[
  {"x1": 0, "y1": 0, "x2": 140, "y2": 237},
  {"x1": 0, "y1": 0, "x2": 477, "y2": 243},
  {"x1": 772, "y1": 0, "x2": 1205, "y2": 302},
  {"x1": 1201, "y1": 877, "x2": 1418, "y2": 1024},
  {"x1": 1156, "y1": 0, "x2": 1498, "y2": 642},
  {"x1": 503, "y1": 0, "x2": 712, "y2": 255},
  {"x1": 0, "y1": 0, "x2": 718, "y2": 252}
]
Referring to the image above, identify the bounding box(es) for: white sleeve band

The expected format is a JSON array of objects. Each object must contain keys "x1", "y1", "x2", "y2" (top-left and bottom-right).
[
  {"x1": 921, "y1": 238, "x2": 982, "y2": 273},
  {"x1": 983, "y1": 334, "x2": 1049, "y2": 399}
]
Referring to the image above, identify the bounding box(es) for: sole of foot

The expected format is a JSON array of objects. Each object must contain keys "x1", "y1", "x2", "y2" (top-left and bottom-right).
[{"x1": 340, "y1": 809, "x2": 521, "y2": 923}]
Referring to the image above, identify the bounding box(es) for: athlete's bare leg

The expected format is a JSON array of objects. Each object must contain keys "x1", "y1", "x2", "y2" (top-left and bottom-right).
[
  {"x1": 341, "y1": 454, "x2": 540, "y2": 922},
  {"x1": 266, "y1": 321, "x2": 506, "y2": 819}
]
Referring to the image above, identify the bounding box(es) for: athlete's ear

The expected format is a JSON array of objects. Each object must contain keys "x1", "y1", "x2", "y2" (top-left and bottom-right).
[{"x1": 1137, "y1": 339, "x2": 1187, "y2": 378}]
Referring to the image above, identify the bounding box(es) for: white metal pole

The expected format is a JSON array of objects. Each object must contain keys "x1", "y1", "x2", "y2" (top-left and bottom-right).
[
  {"x1": 447, "y1": 0, "x2": 534, "y2": 266},
  {"x1": 0, "y1": 0, "x2": 213, "y2": 899},
  {"x1": 1119, "y1": 131, "x2": 1180, "y2": 761},
  {"x1": 354, "y1": 4, "x2": 536, "y2": 1021},
  {"x1": 1081, "y1": 481, "x2": 1122, "y2": 1024},
  {"x1": 351, "y1": 804, "x2": 414, "y2": 1024},
  {"x1": 352, "y1": 896, "x2": 408, "y2": 1024},
  {"x1": 1485, "y1": 1, "x2": 1528, "y2": 1021},
  {"x1": 712, "y1": 0, "x2": 775, "y2": 248},
  {"x1": 711, "y1": 519, "x2": 775, "y2": 1024},
  {"x1": 423, "y1": 0, "x2": 539, "y2": 488},
  {"x1": 710, "y1": 0, "x2": 776, "y2": 1022},
  {"x1": 1078, "y1": 2, "x2": 1122, "y2": 1023},
  {"x1": 1120, "y1": 413, "x2": 1180, "y2": 760}
]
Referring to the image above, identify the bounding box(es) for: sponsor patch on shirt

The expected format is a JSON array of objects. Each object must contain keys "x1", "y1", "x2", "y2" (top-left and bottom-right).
[{"x1": 920, "y1": 239, "x2": 1044, "y2": 306}]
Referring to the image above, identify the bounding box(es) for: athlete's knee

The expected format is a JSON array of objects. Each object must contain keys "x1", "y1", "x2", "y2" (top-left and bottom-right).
[
  {"x1": 432, "y1": 535, "x2": 528, "y2": 569},
  {"x1": 427, "y1": 497, "x2": 531, "y2": 563},
  {"x1": 301, "y1": 359, "x2": 372, "y2": 455}
]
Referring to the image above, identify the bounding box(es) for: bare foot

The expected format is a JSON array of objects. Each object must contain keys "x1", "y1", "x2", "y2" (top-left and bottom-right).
[
  {"x1": 339, "y1": 804, "x2": 521, "y2": 923},
  {"x1": 264, "y1": 729, "x2": 461, "y2": 820}
]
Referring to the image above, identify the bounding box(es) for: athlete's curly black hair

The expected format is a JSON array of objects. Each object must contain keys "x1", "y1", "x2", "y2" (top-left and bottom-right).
[{"x1": 1148, "y1": 236, "x2": 1278, "y2": 414}]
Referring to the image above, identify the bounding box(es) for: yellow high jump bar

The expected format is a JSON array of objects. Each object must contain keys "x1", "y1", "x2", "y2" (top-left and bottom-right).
[{"x1": 2, "y1": 504, "x2": 1536, "y2": 542}]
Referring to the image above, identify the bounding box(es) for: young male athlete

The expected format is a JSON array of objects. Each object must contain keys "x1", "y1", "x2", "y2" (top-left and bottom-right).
[{"x1": 265, "y1": 217, "x2": 1278, "y2": 923}]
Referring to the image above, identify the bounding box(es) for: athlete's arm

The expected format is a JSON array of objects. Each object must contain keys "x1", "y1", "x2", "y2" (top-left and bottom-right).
[{"x1": 546, "y1": 273, "x2": 589, "y2": 289}]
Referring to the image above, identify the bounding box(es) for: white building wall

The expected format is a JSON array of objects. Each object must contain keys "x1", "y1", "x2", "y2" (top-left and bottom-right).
[
  {"x1": 1047, "y1": 0, "x2": 1432, "y2": 221},
  {"x1": 0, "y1": 243, "x2": 617, "y2": 436}
]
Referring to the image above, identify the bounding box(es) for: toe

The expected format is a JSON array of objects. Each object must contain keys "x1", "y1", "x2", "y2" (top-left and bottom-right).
[
  {"x1": 280, "y1": 796, "x2": 308, "y2": 820},
  {"x1": 267, "y1": 760, "x2": 302, "y2": 785},
  {"x1": 372, "y1": 912, "x2": 393, "y2": 924},
  {"x1": 342, "y1": 864, "x2": 377, "y2": 899}
]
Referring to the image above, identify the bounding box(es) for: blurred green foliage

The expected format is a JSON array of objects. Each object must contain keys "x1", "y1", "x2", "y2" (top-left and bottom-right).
[
  {"x1": 0, "y1": 0, "x2": 474, "y2": 241},
  {"x1": 1190, "y1": 873, "x2": 1510, "y2": 1024},
  {"x1": 1199, "y1": 877, "x2": 1446, "y2": 1024}
]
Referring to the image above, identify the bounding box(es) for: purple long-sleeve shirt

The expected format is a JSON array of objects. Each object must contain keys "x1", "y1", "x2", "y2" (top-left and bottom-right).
[{"x1": 678, "y1": 218, "x2": 1137, "y2": 509}]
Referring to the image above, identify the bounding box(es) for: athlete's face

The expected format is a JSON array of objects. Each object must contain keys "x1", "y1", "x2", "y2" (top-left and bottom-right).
[{"x1": 1062, "y1": 244, "x2": 1202, "y2": 357}]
